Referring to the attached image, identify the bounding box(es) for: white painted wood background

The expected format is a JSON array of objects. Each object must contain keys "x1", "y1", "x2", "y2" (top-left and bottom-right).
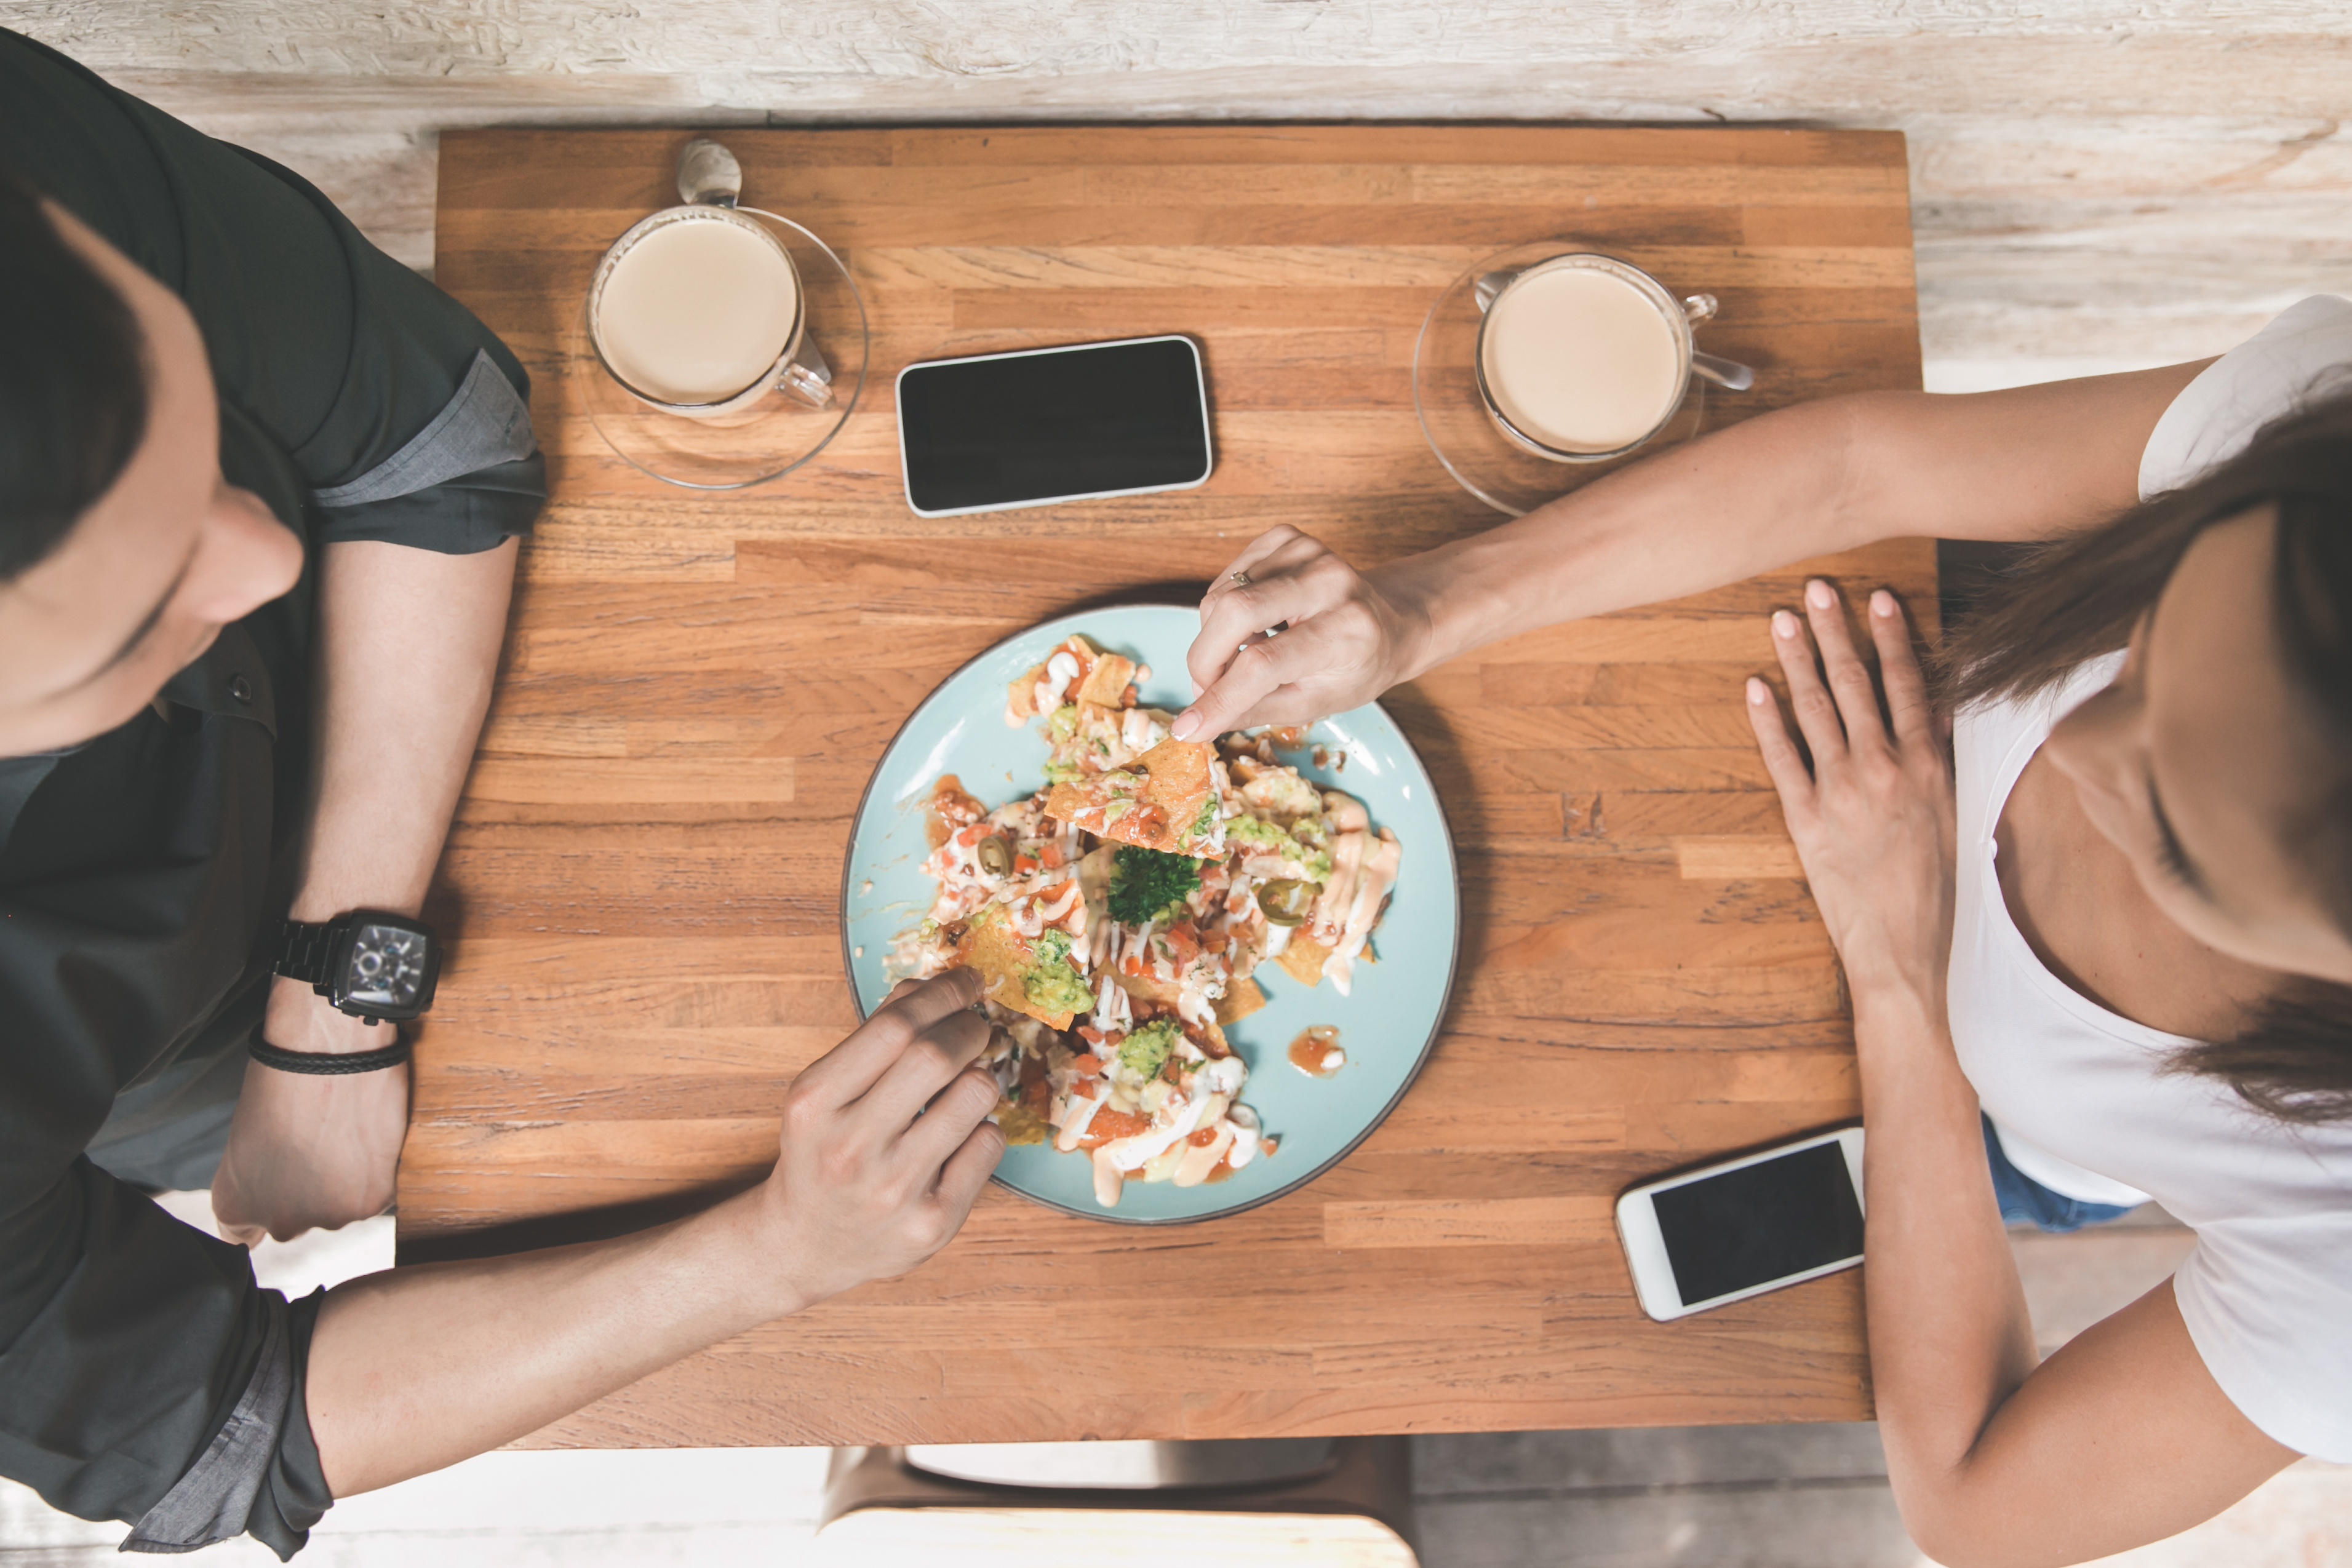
[{"x1": 13, "y1": 1, "x2": 2351, "y2": 391}]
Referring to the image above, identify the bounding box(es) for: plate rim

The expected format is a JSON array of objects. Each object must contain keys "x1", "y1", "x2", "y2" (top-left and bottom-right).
[{"x1": 835, "y1": 601, "x2": 1461, "y2": 1226}]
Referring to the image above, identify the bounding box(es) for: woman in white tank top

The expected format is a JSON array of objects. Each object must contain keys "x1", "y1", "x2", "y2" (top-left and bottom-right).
[{"x1": 1176, "y1": 296, "x2": 2352, "y2": 1564}]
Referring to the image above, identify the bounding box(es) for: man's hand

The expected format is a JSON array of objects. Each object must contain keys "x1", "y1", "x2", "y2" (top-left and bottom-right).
[
  {"x1": 757, "y1": 969, "x2": 1005, "y2": 1308},
  {"x1": 210, "y1": 975, "x2": 409, "y2": 1246},
  {"x1": 1173, "y1": 526, "x2": 1430, "y2": 741}
]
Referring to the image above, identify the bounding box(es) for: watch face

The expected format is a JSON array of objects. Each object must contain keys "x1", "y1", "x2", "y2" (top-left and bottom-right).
[{"x1": 343, "y1": 923, "x2": 433, "y2": 1017}]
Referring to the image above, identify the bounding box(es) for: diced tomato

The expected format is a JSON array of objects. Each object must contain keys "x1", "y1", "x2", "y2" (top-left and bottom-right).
[
  {"x1": 1122, "y1": 954, "x2": 1143, "y2": 976},
  {"x1": 1200, "y1": 929, "x2": 1229, "y2": 954},
  {"x1": 957, "y1": 824, "x2": 986, "y2": 846},
  {"x1": 1067, "y1": 1078, "x2": 1099, "y2": 1100},
  {"x1": 1040, "y1": 842, "x2": 1066, "y2": 869},
  {"x1": 1188, "y1": 1126, "x2": 1221, "y2": 1147},
  {"x1": 1076, "y1": 1025, "x2": 1106, "y2": 1046},
  {"x1": 1070, "y1": 1053, "x2": 1104, "y2": 1075},
  {"x1": 1163, "y1": 924, "x2": 1200, "y2": 966},
  {"x1": 1077, "y1": 1108, "x2": 1152, "y2": 1148},
  {"x1": 1014, "y1": 853, "x2": 1040, "y2": 873}
]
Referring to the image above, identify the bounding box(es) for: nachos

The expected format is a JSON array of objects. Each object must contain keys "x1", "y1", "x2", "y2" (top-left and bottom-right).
[{"x1": 895, "y1": 632, "x2": 1402, "y2": 1208}]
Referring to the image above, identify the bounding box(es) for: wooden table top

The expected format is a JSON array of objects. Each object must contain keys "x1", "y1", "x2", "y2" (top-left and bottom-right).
[{"x1": 417, "y1": 124, "x2": 1929, "y2": 1447}]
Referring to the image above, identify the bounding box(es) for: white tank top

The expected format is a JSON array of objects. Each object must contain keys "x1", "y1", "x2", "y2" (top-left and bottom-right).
[{"x1": 1945, "y1": 295, "x2": 2352, "y2": 1460}]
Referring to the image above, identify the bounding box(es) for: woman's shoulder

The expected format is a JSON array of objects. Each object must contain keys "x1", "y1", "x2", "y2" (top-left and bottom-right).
[
  {"x1": 2141, "y1": 295, "x2": 2352, "y2": 499},
  {"x1": 1955, "y1": 651, "x2": 2128, "y2": 752}
]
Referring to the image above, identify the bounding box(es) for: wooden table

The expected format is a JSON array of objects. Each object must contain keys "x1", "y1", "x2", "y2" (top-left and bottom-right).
[{"x1": 417, "y1": 125, "x2": 1930, "y2": 1446}]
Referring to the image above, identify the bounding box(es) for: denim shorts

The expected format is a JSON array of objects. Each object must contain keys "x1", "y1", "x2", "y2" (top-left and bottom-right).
[{"x1": 1983, "y1": 1115, "x2": 2137, "y2": 1233}]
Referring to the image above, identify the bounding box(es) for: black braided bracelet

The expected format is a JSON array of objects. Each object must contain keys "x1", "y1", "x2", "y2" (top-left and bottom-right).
[{"x1": 248, "y1": 1035, "x2": 413, "y2": 1075}]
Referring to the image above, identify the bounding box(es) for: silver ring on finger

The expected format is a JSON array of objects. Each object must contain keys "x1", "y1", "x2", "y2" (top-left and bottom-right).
[{"x1": 1230, "y1": 569, "x2": 1253, "y2": 588}]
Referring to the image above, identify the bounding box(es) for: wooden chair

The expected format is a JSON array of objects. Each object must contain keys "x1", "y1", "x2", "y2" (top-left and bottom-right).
[{"x1": 816, "y1": 1437, "x2": 1419, "y2": 1566}]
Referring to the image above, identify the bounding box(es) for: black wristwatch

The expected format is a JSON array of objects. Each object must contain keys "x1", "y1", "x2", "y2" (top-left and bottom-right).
[{"x1": 273, "y1": 910, "x2": 441, "y2": 1024}]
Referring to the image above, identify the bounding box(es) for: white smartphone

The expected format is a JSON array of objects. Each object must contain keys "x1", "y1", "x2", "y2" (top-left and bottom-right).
[
  {"x1": 1616, "y1": 1126, "x2": 1867, "y2": 1322},
  {"x1": 895, "y1": 335, "x2": 1214, "y2": 517}
]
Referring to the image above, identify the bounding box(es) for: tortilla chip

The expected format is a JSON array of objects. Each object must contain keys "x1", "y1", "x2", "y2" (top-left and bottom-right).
[
  {"x1": 1045, "y1": 738, "x2": 1214, "y2": 854},
  {"x1": 1213, "y1": 974, "x2": 1266, "y2": 1025},
  {"x1": 963, "y1": 906, "x2": 1083, "y2": 1029},
  {"x1": 1112, "y1": 968, "x2": 1184, "y2": 1009},
  {"x1": 1006, "y1": 663, "x2": 1050, "y2": 720},
  {"x1": 1274, "y1": 933, "x2": 1333, "y2": 987},
  {"x1": 1075, "y1": 651, "x2": 1135, "y2": 707}
]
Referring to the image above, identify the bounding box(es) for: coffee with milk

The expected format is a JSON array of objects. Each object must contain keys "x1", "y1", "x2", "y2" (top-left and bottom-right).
[
  {"x1": 591, "y1": 209, "x2": 802, "y2": 409},
  {"x1": 1481, "y1": 266, "x2": 1684, "y2": 455}
]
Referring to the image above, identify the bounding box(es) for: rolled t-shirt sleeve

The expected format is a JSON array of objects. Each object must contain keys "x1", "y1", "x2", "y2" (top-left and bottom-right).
[
  {"x1": 191, "y1": 138, "x2": 546, "y2": 552},
  {"x1": 0, "y1": 1160, "x2": 331, "y2": 1558},
  {"x1": 217, "y1": 143, "x2": 546, "y2": 552}
]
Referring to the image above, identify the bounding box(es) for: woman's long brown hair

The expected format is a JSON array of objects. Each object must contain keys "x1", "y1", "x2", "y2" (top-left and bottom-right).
[{"x1": 1936, "y1": 392, "x2": 2352, "y2": 1123}]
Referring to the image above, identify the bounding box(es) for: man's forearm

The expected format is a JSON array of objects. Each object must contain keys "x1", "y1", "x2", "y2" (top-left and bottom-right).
[
  {"x1": 215, "y1": 538, "x2": 517, "y2": 1241},
  {"x1": 291, "y1": 537, "x2": 517, "y2": 923},
  {"x1": 304, "y1": 970, "x2": 1005, "y2": 1500},
  {"x1": 307, "y1": 1184, "x2": 795, "y2": 1496}
]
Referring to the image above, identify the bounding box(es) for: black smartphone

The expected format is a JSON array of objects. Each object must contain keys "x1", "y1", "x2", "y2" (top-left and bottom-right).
[{"x1": 895, "y1": 335, "x2": 1214, "y2": 517}]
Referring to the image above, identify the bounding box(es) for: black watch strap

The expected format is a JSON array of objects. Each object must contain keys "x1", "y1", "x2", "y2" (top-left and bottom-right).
[
  {"x1": 274, "y1": 918, "x2": 345, "y2": 989},
  {"x1": 249, "y1": 1035, "x2": 413, "y2": 1075}
]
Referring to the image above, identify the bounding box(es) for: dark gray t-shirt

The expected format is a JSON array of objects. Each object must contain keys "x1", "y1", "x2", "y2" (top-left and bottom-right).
[{"x1": 0, "y1": 27, "x2": 543, "y2": 1559}]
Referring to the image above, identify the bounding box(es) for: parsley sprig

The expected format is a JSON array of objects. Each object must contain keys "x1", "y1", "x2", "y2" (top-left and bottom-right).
[{"x1": 1107, "y1": 845, "x2": 1201, "y2": 925}]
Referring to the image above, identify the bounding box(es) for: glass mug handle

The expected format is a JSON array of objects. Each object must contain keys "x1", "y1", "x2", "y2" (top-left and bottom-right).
[
  {"x1": 777, "y1": 333, "x2": 835, "y2": 409},
  {"x1": 1679, "y1": 293, "x2": 1758, "y2": 391}
]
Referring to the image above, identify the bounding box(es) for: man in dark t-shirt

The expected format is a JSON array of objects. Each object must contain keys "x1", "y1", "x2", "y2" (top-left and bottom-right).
[{"x1": 1, "y1": 30, "x2": 1001, "y2": 1559}]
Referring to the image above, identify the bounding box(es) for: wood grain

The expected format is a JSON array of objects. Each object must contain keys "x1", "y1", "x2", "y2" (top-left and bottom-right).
[{"x1": 417, "y1": 124, "x2": 1927, "y2": 1448}]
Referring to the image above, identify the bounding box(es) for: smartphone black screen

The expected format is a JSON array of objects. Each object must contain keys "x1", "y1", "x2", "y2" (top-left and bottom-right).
[
  {"x1": 896, "y1": 337, "x2": 1211, "y2": 514},
  {"x1": 1652, "y1": 1141, "x2": 1865, "y2": 1306}
]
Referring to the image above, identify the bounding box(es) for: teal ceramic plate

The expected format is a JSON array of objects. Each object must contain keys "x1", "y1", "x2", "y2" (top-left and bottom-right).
[{"x1": 840, "y1": 604, "x2": 1460, "y2": 1224}]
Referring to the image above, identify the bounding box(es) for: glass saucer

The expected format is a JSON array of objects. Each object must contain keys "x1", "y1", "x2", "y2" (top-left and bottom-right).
[
  {"x1": 572, "y1": 208, "x2": 869, "y2": 491},
  {"x1": 1412, "y1": 239, "x2": 1708, "y2": 518}
]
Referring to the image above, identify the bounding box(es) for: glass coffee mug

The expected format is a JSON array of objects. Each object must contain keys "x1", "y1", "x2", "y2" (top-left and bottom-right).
[
  {"x1": 586, "y1": 138, "x2": 834, "y2": 418},
  {"x1": 1472, "y1": 252, "x2": 1755, "y2": 464}
]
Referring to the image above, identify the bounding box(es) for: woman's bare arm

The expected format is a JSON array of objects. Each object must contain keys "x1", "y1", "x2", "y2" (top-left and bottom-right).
[
  {"x1": 1175, "y1": 362, "x2": 2210, "y2": 740},
  {"x1": 1754, "y1": 584, "x2": 2294, "y2": 1567}
]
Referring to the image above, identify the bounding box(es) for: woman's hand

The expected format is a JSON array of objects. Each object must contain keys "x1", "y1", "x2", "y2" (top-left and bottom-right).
[
  {"x1": 1746, "y1": 580, "x2": 1956, "y2": 999},
  {"x1": 1173, "y1": 526, "x2": 1430, "y2": 741},
  {"x1": 757, "y1": 969, "x2": 1005, "y2": 1309}
]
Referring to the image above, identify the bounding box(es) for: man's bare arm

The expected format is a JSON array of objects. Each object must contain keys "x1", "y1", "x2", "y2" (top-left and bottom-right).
[
  {"x1": 212, "y1": 538, "x2": 517, "y2": 1244},
  {"x1": 306, "y1": 972, "x2": 1003, "y2": 1497}
]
